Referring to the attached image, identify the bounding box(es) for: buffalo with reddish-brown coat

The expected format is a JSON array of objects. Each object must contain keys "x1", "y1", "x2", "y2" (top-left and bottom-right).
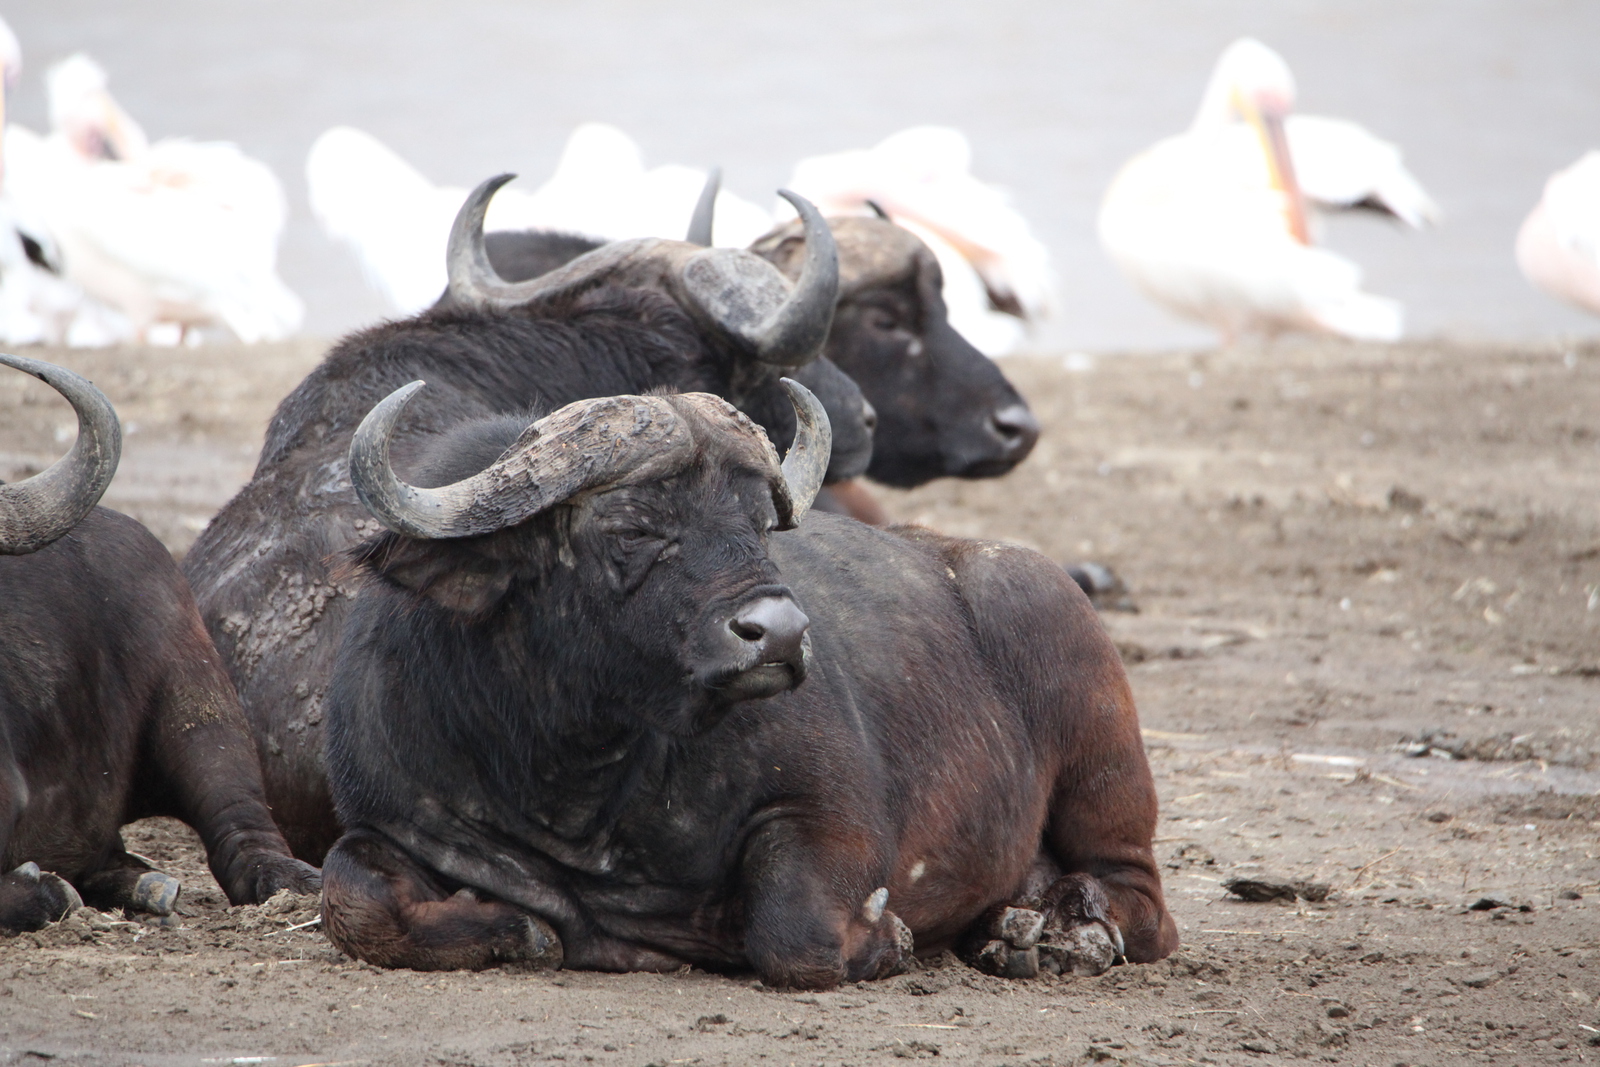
[{"x1": 316, "y1": 380, "x2": 1174, "y2": 987}]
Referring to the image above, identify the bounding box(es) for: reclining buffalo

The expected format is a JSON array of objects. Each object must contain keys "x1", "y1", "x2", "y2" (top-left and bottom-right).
[
  {"x1": 183, "y1": 185, "x2": 872, "y2": 863},
  {"x1": 318, "y1": 378, "x2": 1176, "y2": 987},
  {"x1": 482, "y1": 182, "x2": 1041, "y2": 516},
  {"x1": 483, "y1": 202, "x2": 1132, "y2": 601},
  {"x1": 0, "y1": 354, "x2": 317, "y2": 933}
]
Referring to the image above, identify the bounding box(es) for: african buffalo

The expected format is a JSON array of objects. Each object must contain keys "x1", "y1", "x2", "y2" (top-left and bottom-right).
[
  {"x1": 750, "y1": 214, "x2": 1038, "y2": 487},
  {"x1": 482, "y1": 204, "x2": 1038, "y2": 521},
  {"x1": 318, "y1": 378, "x2": 1175, "y2": 988},
  {"x1": 183, "y1": 183, "x2": 870, "y2": 864},
  {"x1": 0, "y1": 354, "x2": 317, "y2": 933}
]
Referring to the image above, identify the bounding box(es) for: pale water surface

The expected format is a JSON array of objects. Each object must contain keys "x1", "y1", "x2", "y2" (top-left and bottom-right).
[{"x1": 7, "y1": 1, "x2": 1600, "y2": 351}]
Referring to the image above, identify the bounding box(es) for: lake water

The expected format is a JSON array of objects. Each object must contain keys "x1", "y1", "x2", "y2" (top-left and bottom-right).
[{"x1": 8, "y1": 0, "x2": 1600, "y2": 351}]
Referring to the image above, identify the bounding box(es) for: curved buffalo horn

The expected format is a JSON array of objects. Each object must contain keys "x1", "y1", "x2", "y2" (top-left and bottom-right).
[
  {"x1": 446, "y1": 175, "x2": 836, "y2": 370},
  {"x1": 679, "y1": 190, "x2": 838, "y2": 368},
  {"x1": 444, "y1": 173, "x2": 521, "y2": 309},
  {"x1": 444, "y1": 174, "x2": 652, "y2": 311},
  {"x1": 349, "y1": 381, "x2": 692, "y2": 540},
  {"x1": 775, "y1": 377, "x2": 830, "y2": 529},
  {"x1": 753, "y1": 191, "x2": 838, "y2": 366},
  {"x1": 685, "y1": 167, "x2": 720, "y2": 247},
  {"x1": 864, "y1": 199, "x2": 892, "y2": 221},
  {"x1": 0, "y1": 353, "x2": 121, "y2": 555}
]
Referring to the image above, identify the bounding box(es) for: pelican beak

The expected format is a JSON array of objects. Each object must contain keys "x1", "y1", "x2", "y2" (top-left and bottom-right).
[{"x1": 1236, "y1": 88, "x2": 1310, "y2": 246}]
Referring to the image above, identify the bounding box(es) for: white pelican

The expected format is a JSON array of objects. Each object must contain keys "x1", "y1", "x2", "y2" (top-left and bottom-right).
[
  {"x1": 307, "y1": 122, "x2": 771, "y2": 316},
  {"x1": 3, "y1": 53, "x2": 302, "y2": 345},
  {"x1": 1099, "y1": 38, "x2": 1437, "y2": 343},
  {"x1": 782, "y1": 126, "x2": 1055, "y2": 356},
  {"x1": 0, "y1": 25, "x2": 135, "y2": 347},
  {"x1": 1515, "y1": 151, "x2": 1600, "y2": 316}
]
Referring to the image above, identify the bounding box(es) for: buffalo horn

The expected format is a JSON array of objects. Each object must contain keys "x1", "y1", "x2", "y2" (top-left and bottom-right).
[
  {"x1": 443, "y1": 175, "x2": 671, "y2": 311},
  {"x1": 679, "y1": 190, "x2": 838, "y2": 368},
  {"x1": 445, "y1": 176, "x2": 836, "y2": 371},
  {"x1": 775, "y1": 377, "x2": 830, "y2": 528},
  {"x1": 348, "y1": 381, "x2": 691, "y2": 540},
  {"x1": 685, "y1": 167, "x2": 720, "y2": 247},
  {"x1": 444, "y1": 173, "x2": 522, "y2": 309},
  {"x1": 0, "y1": 353, "x2": 121, "y2": 555}
]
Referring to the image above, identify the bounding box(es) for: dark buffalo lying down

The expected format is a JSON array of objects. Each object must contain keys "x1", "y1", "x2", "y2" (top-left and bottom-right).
[
  {"x1": 486, "y1": 217, "x2": 1135, "y2": 600},
  {"x1": 0, "y1": 355, "x2": 317, "y2": 933},
  {"x1": 319, "y1": 378, "x2": 1176, "y2": 988},
  {"x1": 486, "y1": 208, "x2": 1040, "y2": 495},
  {"x1": 183, "y1": 182, "x2": 871, "y2": 865},
  {"x1": 751, "y1": 214, "x2": 1038, "y2": 488}
]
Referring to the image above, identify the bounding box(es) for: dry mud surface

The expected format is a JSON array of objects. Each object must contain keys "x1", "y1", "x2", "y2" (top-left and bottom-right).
[{"x1": 2, "y1": 337, "x2": 1598, "y2": 1066}]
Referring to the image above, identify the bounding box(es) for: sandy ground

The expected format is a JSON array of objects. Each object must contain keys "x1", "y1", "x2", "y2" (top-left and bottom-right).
[{"x1": 1, "y1": 336, "x2": 1598, "y2": 1066}]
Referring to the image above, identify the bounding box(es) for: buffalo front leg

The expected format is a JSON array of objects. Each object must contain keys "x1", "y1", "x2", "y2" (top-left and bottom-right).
[
  {"x1": 1030, "y1": 671, "x2": 1177, "y2": 974},
  {"x1": 0, "y1": 766, "x2": 82, "y2": 932},
  {"x1": 321, "y1": 828, "x2": 562, "y2": 971},
  {"x1": 145, "y1": 637, "x2": 321, "y2": 904},
  {"x1": 740, "y1": 818, "x2": 912, "y2": 990}
]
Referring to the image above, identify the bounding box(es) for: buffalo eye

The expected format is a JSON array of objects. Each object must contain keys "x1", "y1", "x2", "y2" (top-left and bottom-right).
[
  {"x1": 866, "y1": 307, "x2": 900, "y2": 333},
  {"x1": 610, "y1": 529, "x2": 671, "y2": 593},
  {"x1": 616, "y1": 530, "x2": 662, "y2": 552},
  {"x1": 865, "y1": 304, "x2": 924, "y2": 357}
]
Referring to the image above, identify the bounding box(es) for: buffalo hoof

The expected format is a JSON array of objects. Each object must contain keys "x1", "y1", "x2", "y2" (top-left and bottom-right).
[
  {"x1": 129, "y1": 871, "x2": 182, "y2": 916},
  {"x1": 974, "y1": 938, "x2": 1040, "y2": 979},
  {"x1": 876, "y1": 911, "x2": 917, "y2": 978},
  {"x1": 1, "y1": 863, "x2": 82, "y2": 933},
  {"x1": 498, "y1": 912, "x2": 563, "y2": 971},
  {"x1": 1038, "y1": 920, "x2": 1125, "y2": 977},
  {"x1": 965, "y1": 905, "x2": 1046, "y2": 979},
  {"x1": 248, "y1": 856, "x2": 323, "y2": 903},
  {"x1": 995, "y1": 905, "x2": 1044, "y2": 949}
]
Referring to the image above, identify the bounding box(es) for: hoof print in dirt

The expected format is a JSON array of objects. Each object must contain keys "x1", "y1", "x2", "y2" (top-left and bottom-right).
[
  {"x1": 1039, "y1": 921, "x2": 1122, "y2": 977},
  {"x1": 1223, "y1": 877, "x2": 1329, "y2": 903},
  {"x1": 1468, "y1": 896, "x2": 1532, "y2": 913}
]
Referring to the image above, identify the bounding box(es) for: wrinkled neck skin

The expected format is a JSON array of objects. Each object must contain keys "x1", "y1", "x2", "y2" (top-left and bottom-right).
[{"x1": 343, "y1": 568, "x2": 692, "y2": 845}]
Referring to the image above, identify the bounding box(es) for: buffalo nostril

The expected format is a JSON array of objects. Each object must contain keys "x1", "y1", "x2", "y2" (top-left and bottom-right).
[
  {"x1": 729, "y1": 596, "x2": 810, "y2": 663},
  {"x1": 987, "y1": 403, "x2": 1040, "y2": 456},
  {"x1": 860, "y1": 398, "x2": 879, "y2": 435}
]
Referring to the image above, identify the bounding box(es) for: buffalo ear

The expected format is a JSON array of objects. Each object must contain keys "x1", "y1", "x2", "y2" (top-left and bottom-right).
[{"x1": 364, "y1": 537, "x2": 515, "y2": 616}]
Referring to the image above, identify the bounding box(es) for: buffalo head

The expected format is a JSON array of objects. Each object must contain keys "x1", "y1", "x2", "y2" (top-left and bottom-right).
[
  {"x1": 752, "y1": 216, "x2": 1038, "y2": 488},
  {"x1": 345, "y1": 376, "x2": 830, "y2": 734},
  {"x1": 0, "y1": 353, "x2": 121, "y2": 555}
]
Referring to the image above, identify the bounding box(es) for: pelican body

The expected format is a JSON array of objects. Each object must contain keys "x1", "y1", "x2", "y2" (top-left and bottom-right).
[
  {"x1": 1099, "y1": 38, "x2": 1436, "y2": 343},
  {"x1": 1516, "y1": 151, "x2": 1600, "y2": 316}
]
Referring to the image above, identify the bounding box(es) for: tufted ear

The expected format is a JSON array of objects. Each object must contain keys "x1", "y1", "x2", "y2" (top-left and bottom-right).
[{"x1": 351, "y1": 536, "x2": 516, "y2": 617}]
